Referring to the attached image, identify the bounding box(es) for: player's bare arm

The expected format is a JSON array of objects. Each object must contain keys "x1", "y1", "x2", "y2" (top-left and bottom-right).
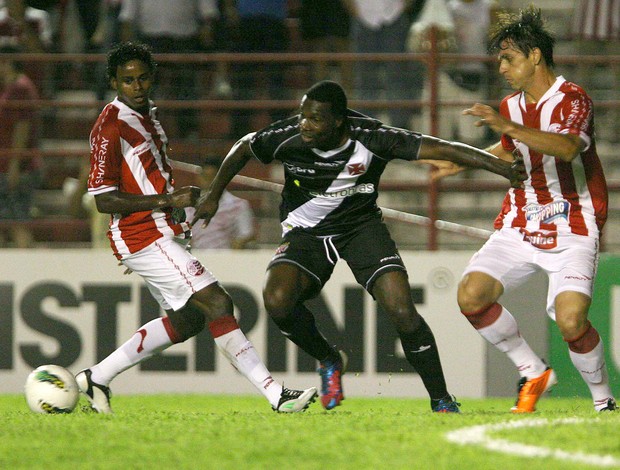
[
  {"x1": 95, "y1": 186, "x2": 201, "y2": 215},
  {"x1": 418, "y1": 135, "x2": 526, "y2": 188},
  {"x1": 463, "y1": 103, "x2": 586, "y2": 161},
  {"x1": 192, "y1": 133, "x2": 255, "y2": 226}
]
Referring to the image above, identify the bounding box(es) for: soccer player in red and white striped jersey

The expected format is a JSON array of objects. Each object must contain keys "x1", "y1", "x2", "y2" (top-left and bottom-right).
[
  {"x1": 455, "y1": 6, "x2": 616, "y2": 413},
  {"x1": 77, "y1": 42, "x2": 317, "y2": 414}
]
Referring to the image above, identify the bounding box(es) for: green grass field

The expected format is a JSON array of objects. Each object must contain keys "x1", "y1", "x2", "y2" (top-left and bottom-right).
[{"x1": 2, "y1": 394, "x2": 618, "y2": 470}]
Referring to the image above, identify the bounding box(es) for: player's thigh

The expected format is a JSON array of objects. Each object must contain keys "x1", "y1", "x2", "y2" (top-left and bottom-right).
[
  {"x1": 265, "y1": 229, "x2": 335, "y2": 302},
  {"x1": 544, "y1": 234, "x2": 598, "y2": 321},
  {"x1": 122, "y1": 237, "x2": 217, "y2": 311},
  {"x1": 462, "y1": 229, "x2": 538, "y2": 293},
  {"x1": 340, "y1": 220, "x2": 407, "y2": 295}
]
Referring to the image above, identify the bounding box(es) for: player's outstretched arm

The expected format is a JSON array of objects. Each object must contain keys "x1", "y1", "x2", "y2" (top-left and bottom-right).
[
  {"x1": 94, "y1": 186, "x2": 201, "y2": 215},
  {"x1": 418, "y1": 135, "x2": 526, "y2": 188},
  {"x1": 192, "y1": 133, "x2": 255, "y2": 226}
]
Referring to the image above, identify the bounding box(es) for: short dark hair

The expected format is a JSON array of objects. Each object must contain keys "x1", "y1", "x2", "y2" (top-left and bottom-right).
[
  {"x1": 304, "y1": 80, "x2": 348, "y2": 118},
  {"x1": 107, "y1": 42, "x2": 157, "y2": 81},
  {"x1": 488, "y1": 5, "x2": 555, "y2": 68}
]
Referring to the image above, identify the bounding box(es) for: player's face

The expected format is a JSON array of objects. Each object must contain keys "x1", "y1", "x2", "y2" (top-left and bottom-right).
[
  {"x1": 497, "y1": 40, "x2": 537, "y2": 92},
  {"x1": 298, "y1": 96, "x2": 344, "y2": 150},
  {"x1": 111, "y1": 59, "x2": 153, "y2": 113}
]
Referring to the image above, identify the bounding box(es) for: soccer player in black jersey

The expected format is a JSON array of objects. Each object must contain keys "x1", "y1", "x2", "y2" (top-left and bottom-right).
[{"x1": 193, "y1": 80, "x2": 524, "y2": 412}]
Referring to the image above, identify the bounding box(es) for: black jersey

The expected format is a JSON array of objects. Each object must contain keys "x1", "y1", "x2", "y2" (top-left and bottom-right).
[{"x1": 249, "y1": 111, "x2": 423, "y2": 236}]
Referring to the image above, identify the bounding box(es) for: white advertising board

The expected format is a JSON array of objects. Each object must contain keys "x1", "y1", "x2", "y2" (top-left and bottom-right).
[{"x1": 0, "y1": 249, "x2": 486, "y2": 398}]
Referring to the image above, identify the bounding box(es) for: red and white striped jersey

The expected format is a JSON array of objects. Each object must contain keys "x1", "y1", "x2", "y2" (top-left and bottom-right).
[
  {"x1": 88, "y1": 98, "x2": 189, "y2": 259},
  {"x1": 494, "y1": 77, "x2": 608, "y2": 238}
]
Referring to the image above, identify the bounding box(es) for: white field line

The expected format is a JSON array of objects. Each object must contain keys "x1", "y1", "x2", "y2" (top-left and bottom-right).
[{"x1": 445, "y1": 417, "x2": 620, "y2": 468}]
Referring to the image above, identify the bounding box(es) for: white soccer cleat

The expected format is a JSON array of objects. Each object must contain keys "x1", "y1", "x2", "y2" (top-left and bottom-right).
[
  {"x1": 273, "y1": 386, "x2": 318, "y2": 413},
  {"x1": 75, "y1": 369, "x2": 113, "y2": 414}
]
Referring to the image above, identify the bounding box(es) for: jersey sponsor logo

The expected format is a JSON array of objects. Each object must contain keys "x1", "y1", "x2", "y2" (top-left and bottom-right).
[
  {"x1": 524, "y1": 200, "x2": 570, "y2": 224},
  {"x1": 92, "y1": 136, "x2": 110, "y2": 185},
  {"x1": 283, "y1": 162, "x2": 316, "y2": 175},
  {"x1": 315, "y1": 160, "x2": 345, "y2": 168},
  {"x1": 519, "y1": 228, "x2": 558, "y2": 249},
  {"x1": 347, "y1": 162, "x2": 366, "y2": 175},
  {"x1": 309, "y1": 183, "x2": 375, "y2": 198},
  {"x1": 187, "y1": 259, "x2": 205, "y2": 276}
]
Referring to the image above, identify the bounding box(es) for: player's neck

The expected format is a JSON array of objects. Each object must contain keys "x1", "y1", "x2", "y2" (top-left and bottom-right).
[{"x1": 523, "y1": 69, "x2": 556, "y2": 104}]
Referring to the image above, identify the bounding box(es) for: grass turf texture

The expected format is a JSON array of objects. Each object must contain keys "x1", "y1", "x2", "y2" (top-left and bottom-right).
[{"x1": 1, "y1": 395, "x2": 618, "y2": 469}]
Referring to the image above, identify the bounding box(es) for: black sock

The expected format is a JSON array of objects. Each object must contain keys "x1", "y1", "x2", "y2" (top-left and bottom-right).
[
  {"x1": 399, "y1": 317, "x2": 449, "y2": 401},
  {"x1": 271, "y1": 303, "x2": 336, "y2": 362}
]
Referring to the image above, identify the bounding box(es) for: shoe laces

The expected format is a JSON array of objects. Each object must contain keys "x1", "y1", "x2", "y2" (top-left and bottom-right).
[{"x1": 280, "y1": 387, "x2": 303, "y2": 401}]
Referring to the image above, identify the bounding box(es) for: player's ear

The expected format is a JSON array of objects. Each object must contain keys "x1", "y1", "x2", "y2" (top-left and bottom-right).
[
  {"x1": 531, "y1": 48, "x2": 542, "y2": 66},
  {"x1": 110, "y1": 77, "x2": 117, "y2": 89}
]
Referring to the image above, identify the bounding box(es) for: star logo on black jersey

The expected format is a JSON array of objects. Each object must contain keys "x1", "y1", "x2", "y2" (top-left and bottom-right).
[{"x1": 347, "y1": 163, "x2": 366, "y2": 175}]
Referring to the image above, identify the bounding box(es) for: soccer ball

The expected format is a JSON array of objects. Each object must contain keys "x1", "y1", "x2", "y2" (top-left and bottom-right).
[{"x1": 24, "y1": 365, "x2": 80, "y2": 414}]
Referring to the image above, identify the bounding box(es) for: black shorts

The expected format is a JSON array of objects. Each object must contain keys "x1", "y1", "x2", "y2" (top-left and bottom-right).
[
  {"x1": 299, "y1": 0, "x2": 351, "y2": 40},
  {"x1": 268, "y1": 219, "x2": 407, "y2": 298}
]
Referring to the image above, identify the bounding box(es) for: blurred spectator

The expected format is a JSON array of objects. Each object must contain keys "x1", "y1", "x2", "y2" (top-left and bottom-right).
[
  {"x1": 441, "y1": 0, "x2": 497, "y2": 144},
  {"x1": 119, "y1": 0, "x2": 220, "y2": 138},
  {"x1": 225, "y1": 0, "x2": 290, "y2": 137},
  {"x1": 0, "y1": 46, "x2": 41, "y2": 248},
  {"x1": 299, "y1": 0, "x2": 352, "y2": 92},
  {"x1": 344, "y1": 0, "x2": 427, "y2": 130},
  {"x1": 185, "y1": 158, "x2": 256, "y2": 250},
  {"x1": 65, "y1": 162, "x2": 109, "y2": 248},
  {"x1": 93, "y1": 0, "x2": 123, "y2": 100},
  {"x1": 1, "y1": 0, "x2": 52, "y2": 52},
  {"x1": 571, "y1": 0, "x2": 619, "y2": 142}
]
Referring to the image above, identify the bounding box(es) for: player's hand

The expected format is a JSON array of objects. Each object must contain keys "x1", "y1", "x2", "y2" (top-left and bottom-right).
[
  {"x1": 509, "y1": 149, "x2": 527, "y2": 188},
  {"x1": 168, "y1": 186, "x2": 202, "y2": 208},
  {"x1": 463, "y1": 103, "x2": 507, "y2": 133},
  {"x1": 191, "y1": 192, "x2": 219, "y2": 227},
  {"x1": 419, "y1": 159, "x2": 465, "y2": 181}
]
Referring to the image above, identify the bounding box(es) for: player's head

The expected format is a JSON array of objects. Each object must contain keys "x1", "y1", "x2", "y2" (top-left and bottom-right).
[
  {"x1": 107, "y1": 42, "x2": 157, "y2": 113},
  {"x1": 488, "y1": 5, "x2": 555, "y2": 68},
  {"x1": 298, "y1": 81, "x2": 348, "y2": 150}
]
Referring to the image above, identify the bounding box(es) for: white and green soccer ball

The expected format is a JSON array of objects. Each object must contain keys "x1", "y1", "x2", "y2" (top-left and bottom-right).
[{"x1": 24, "y1": 365, "x2": 79, "y2": 414}]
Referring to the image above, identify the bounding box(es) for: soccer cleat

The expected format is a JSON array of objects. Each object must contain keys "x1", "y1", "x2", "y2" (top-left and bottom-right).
[
  {"x1": 75, "y1": 369, "x2": 113, "y2": 414},
  {"x1": 432, "y1": 395, "x2": 461, "y2": 413},
  {"x1": 597, "y1": 398, "x2": 617, "y2": 412},
  {"x1": 318, "y1": 350, "x2": 348, "y2": 410},
  {"x1": 511, "y1": 367, "x2": 557, "y2": 413},
  {"x1": 273, "y1": 387, "x2": 318, "y2": 413}
]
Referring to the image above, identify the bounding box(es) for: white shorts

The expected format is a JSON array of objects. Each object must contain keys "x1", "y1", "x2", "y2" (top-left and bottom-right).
[
  {"x1": 462, "y1": 228, "x2": 599, "y2": 319},
  {"x1": 121, "y1": 236, "x2": 217, "y2": 311}
]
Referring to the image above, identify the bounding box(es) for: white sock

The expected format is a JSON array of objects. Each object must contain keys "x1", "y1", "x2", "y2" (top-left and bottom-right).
[
  {"x1": 477, "y1": 306, "x2": 547, "y2": 378},
  {"x1": 90, "y1": 317, "x2": 176, "y2": 386},
  {"x1": 213, "y1": 328, "x2": 283, "y2": 407},
  {"x1": 569, "y1": 340, "x2": 615, "y2": 410}
]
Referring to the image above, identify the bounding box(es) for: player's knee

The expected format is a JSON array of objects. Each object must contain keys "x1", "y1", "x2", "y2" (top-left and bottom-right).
[
  {"x1": 263, "y1": 286, "x2": 296, "y2": 320},
  {"x1": 457, "y1": 278, "x2": 494, "y2": 313},
  {"x1": 167, "y1": 307, "x2": 206, "y2": 341}
]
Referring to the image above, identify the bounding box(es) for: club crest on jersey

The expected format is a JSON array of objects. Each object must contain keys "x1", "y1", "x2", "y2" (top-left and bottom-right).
[
  {"x1": 347, "y1": 163, "x2": 366, "y2": 175},
  {"x1": 187, "y1": 259, "x2": 205, "y2": 276},
  {"x1": 519, "y1": 228, "x2": 557, "y2": 249},
  {"x1": 524, "y1": 200, "x2": 570, "y2": 224}
]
